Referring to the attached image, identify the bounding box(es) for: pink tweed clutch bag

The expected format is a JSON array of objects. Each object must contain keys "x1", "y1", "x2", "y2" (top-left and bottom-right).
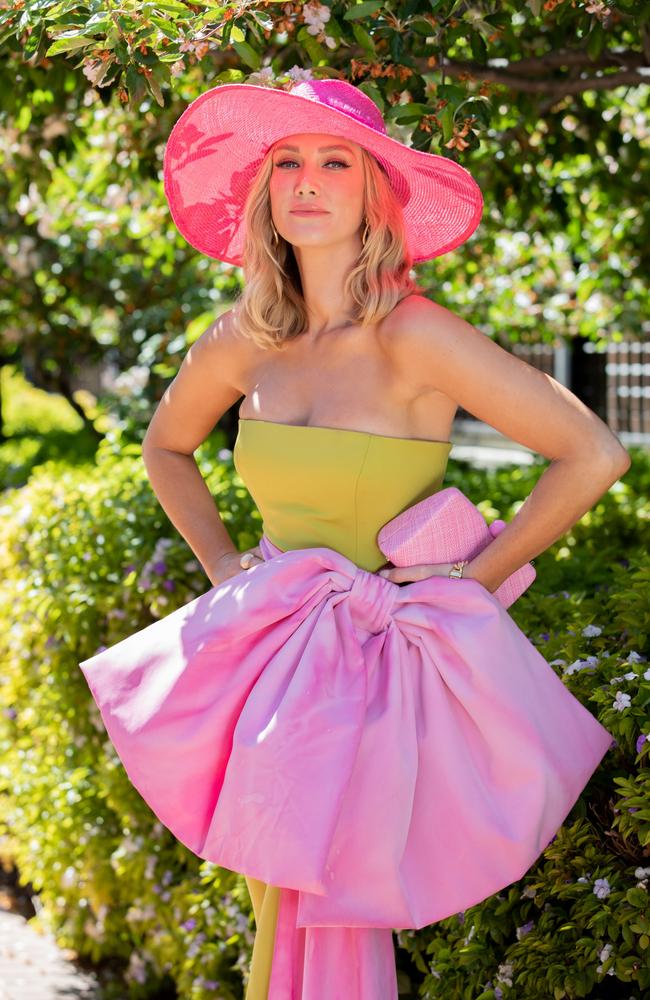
[{"x1": 377, "y1": 486, "x2": 536, "y2": 608}]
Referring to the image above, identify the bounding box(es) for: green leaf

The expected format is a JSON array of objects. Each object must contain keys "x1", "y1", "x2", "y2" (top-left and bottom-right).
[
  {"x1": 145, "y1": 72, "x2": 165, "y2": 108},
  {"x1": 296, "y1": 26, "x2": 327, "y2": 64},
  {"x1": 358, "y1": 80, "x2": 384, "y2": 111},
  {"x1": 232, "y1": 40, "x2": 261, "y2": 71},
  {"x1": 385, "y1": 102, "x2": 427, "y2": 122},
  {"x1": 214, "y1": 68, "x2": 245, "y2": 84},
  {"x1": 626, "y1": 887, "x2": 649, "y2": 908},
  {"x1": 230, "y1": 25, "x2": 245, "y2": 43},
  {"x1": 587, "y1": 23, "x2": 605, "y2": 61},
  {"x1": 410, "y1": 17, "x2": 435, "y2": 36},
  {"x1": 351, "y1": 21, "x2": 375, "y2": 53},
  {"x1": 125, "y1": 63, "x2": 147, "y2": 105},
  {"x1": 439, "y1": 103, "x2": 454, "y2": 143},
  {"x1": 45, "y1": 34, "x2": 92, "y2": 55},
  {"x1": 343, "y1": 1, "x2": 383, "y2": 20},
  {"x1": 149, "y1": 17, "x2": 180, "y2": 39},
  {"x1": 148, "y1": 0, "x2": 191, "y2": 12}
]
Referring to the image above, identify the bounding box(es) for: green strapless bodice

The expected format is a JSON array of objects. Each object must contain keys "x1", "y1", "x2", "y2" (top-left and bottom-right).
[{"x1": 233, "y1": 418, "x2": 452, "y2": 572}]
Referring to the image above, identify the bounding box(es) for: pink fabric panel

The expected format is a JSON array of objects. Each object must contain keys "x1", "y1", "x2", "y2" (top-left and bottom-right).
[{"x1": 79, "y1": 535, "x2": 613, "y2": 936}]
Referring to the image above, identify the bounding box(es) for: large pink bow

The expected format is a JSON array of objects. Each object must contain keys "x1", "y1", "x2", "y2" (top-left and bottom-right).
[{"x1": 80, "y1": 535, "x2": 613, "y2": 930}]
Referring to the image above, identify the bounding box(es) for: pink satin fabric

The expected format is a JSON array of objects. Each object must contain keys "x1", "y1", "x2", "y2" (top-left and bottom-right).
[{"x1": 79, "y1": 534, "x2": 613, "y2": 997}]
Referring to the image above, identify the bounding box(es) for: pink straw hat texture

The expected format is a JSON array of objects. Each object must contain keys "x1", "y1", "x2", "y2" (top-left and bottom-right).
[{"x1": 163, "y1": 78, "x2": 484, "y2": 267}]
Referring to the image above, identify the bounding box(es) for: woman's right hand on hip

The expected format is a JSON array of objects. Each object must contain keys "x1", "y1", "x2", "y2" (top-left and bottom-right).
[{"x1": 207, "y1": 546, "x2": 264, "y2": 587}]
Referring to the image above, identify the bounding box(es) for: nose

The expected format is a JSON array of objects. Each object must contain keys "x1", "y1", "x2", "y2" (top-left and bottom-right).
[{"x1": 294, "y1": 169, "x2": 318, "y2": 195}]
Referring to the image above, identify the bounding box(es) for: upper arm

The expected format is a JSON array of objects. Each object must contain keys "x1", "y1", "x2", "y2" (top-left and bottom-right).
[
  {"x1": 391, "y1": 296, "x2": 631, "y2": 467},
  {"x1": 142, "y1": 308, "x2": 249, "y2": 456}
]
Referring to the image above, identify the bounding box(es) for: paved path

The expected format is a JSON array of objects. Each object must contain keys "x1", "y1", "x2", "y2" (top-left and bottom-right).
[{"x1": 0, "y1": 909, "x2": 100, "y2": 1000}]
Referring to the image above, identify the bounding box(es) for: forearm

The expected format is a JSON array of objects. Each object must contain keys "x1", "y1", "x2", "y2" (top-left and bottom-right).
[
  {"x1": 466, "y1": 450, "x2": 630, "y2": 593},
  {"x1": 141, "y1": 444, "x2": 238, "y2": 579}
]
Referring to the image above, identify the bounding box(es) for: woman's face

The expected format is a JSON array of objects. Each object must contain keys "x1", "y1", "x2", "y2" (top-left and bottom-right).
[{"x1": 268, "y1": 132, "x2": 366, "y2": 253}]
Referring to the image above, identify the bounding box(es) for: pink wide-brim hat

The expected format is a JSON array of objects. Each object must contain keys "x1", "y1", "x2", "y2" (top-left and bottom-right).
[{"x1": 163, "y1": 78, "x2": 484, "y2": 267}]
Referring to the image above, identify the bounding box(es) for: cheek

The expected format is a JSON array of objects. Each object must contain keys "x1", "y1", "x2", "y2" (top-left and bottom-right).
[
  {"x1": 268, "y1": 173, "x2": 290, "y2": 202},
  {"x1": 336, "y1": 173, "x2": 365, "y2": 206}
]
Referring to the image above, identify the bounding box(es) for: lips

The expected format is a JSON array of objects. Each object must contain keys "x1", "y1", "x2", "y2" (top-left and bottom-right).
[{"x1": 290, "y1": 208, "x2": 329, "y2": 214}]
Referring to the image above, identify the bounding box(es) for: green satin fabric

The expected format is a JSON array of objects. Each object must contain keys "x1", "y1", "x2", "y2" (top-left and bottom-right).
[
  {"x1": 233, "y1": 418, "x2": 452, "y2": 573},
  {"x1": 234, "y1": 416, "x2": 452, "y2": 998}
]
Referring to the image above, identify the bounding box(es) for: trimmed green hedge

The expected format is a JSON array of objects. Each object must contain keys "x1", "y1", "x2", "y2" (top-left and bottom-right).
[{"x1": 1, "y1": 440, "x2": 648, "y2": 999}]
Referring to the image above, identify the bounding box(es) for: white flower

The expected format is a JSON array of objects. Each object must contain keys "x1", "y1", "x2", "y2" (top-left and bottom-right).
[
  {"x1": 593, "y1": 877, "x2": 611, "y2": 899},
  {"x1": 582, "y1": 623, "x2": 602, "y2": 637},
  {"x1": 585, "y1": 0, "x2": 608, "y2": 17},
  {"x1": 549, "y1": 658, "x2": 566, "y2": 667},
  {"x1": 247, "y1": 67, "x2": 276, "y2": 87},
  {"x1": 623, "y1": 671, "x2": 638, "y2": 681},
  {"x1": 635, "y1": 867, "x2": 650, "y2": 879},
  {"x1": 612, "y1": 691, "x2": 631, "y2": 711},
  {"x1": 598, "y1": 941, "x2": 613, "y2": 963},
  {"x1": 627, "y1": 650, "x2": 646, "y2": 664},
  {"x1": 643, "y1": 667, "x2": 650, "y2": 681},
  {"x1": 564, "y1": 656, "x2": 598, "y2": 675},
  {"x1": 304, "y1": 2, "x2": 331, "y2": 34},
  {"x1": 286, "y1": 65, "x2": 313, "y2": 82},
  {"x1": 495, "y1": 962, "x2": 513, "y2": 987},
  {"x1": 463, "y1": 923, "x2": 475, "y2": 945},
  {"x1": 324, "y1": 35, "x2": 338, "y2": 49}
]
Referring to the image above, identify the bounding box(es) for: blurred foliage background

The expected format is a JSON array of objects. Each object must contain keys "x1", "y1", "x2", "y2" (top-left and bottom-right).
[{"x1": 0, "y1": 0, "x2": 648, "y2": 456}]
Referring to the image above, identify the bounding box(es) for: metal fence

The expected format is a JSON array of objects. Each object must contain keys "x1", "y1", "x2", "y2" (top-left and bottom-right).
[{"x1": 458, "y1": 337, "x2": 649, "y2": 448}]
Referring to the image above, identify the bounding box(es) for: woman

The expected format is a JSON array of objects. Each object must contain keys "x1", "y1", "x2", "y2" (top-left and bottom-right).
[{"x1": 80, "y1": 80, "x2": 628, "y2": 999}]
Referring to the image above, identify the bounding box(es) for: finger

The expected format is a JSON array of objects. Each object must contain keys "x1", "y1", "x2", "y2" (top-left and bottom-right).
[
  {"x1": 378, "y1": 567, "x2": 405, "y2": 581},
  {"x1": 378, "y1": 564, "x2": 442, "y2": 583}
]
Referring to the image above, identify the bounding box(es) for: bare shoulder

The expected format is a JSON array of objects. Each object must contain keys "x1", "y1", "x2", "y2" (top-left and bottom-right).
[
  {"x1": 383, "y1": 293, "x2": 629, "y2": 466},
  {"x1": 191, "y1": 305, "x2": 258, "y2": 394},
  {"x1": 383, "y1": 292, "x2": 475, "y2": 357},
  {"x1": 142, "y1": 306, "x2": 259, "y2": 455},
  {"x1": 381, "y1": 292, "x2": 477, "y2": 394}
]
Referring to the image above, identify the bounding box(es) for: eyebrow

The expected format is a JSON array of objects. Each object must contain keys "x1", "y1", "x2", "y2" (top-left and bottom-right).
[{"x1": 273, "y1": 143, "x2": 354, "y2": 154}]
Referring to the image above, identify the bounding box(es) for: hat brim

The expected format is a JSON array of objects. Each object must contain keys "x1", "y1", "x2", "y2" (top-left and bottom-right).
[{"x1": 163, "y1": 83, "x2": 484, "y2": 267}]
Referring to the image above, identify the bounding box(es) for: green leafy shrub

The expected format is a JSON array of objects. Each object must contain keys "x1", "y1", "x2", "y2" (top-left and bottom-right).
[
  {"x1": 0, "y1": 441, "x2": 648, "y2": 999},
  {"x1": 0, "y1": 366, "x2": 100, "y2": 489},
  {"x1": 395, "y1": 449, "x2": 650, "y2": 999},
  {"x1": 0, "y1": 433, "x2": 260, "y2": 999}
]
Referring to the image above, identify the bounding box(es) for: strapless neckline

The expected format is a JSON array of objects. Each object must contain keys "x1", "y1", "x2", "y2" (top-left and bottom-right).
[{"x1": 238, "y1": 417, "x2": 452, "y2": 448}]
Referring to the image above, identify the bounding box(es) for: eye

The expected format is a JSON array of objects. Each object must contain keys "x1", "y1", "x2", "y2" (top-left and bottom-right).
[{"x1": 274, "y1": 158, "x2": 350, "y2": 169}]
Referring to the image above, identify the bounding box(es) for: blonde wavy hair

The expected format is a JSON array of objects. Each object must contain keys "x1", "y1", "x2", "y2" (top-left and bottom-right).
[{"x1": 232, "y1": 143, "x2": 422, "y2": 350}]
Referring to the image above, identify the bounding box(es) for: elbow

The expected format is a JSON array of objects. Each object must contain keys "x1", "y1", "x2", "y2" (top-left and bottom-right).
[
  {"x1": 598, "y1": 442, "x2": 632, "y2": 483},
  {"x1": 606, "y1": 441, "x2": 632, "y2": 475}
]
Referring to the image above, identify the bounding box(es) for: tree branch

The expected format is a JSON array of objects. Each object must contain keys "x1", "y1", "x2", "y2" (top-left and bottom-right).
[{"x1": 420, "y1": 59, "x2": 648, "y2": 96}]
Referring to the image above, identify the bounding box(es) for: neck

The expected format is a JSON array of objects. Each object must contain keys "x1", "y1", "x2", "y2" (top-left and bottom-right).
[{"x1": 293, "y1": 239, "x2": 361, "y2": 338}]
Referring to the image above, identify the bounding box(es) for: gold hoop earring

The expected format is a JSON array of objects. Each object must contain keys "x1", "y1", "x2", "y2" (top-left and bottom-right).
[{"x1": 361, "y1": 218, "x2": 370, "y2": 246}]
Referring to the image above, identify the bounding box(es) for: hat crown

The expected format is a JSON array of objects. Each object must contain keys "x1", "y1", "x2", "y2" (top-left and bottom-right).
[{"x1": 287, "y1": 80, "x2": 386, "y2": 137}]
